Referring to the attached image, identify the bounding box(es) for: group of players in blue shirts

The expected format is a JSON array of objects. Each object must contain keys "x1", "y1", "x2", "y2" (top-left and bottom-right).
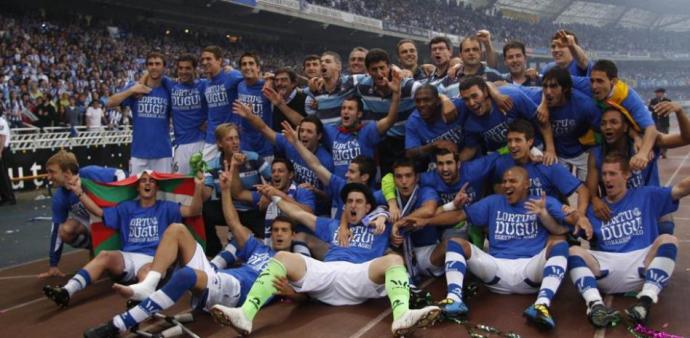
[{"x1": 37, "y1": 30, "x2": 690, "y2": 338}]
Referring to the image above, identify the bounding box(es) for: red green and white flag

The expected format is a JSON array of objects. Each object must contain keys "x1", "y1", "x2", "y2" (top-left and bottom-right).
[{"x1": 82, "y1": 172, "x2": 206, "y2": 254}]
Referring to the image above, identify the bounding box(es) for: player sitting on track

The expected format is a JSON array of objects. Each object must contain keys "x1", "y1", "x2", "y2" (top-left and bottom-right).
[
  {"x1": 420, "y1": 167, "x2": 578, "y2": 329},
  {"x1": 43, "y1": 170, "x2": 204, "y2": 307},
  {"x1": 569, "y1": 153, "x2": 690, "y2": 327},
  {"x1": 40, "y1": 150, "x2": 127, "y2": 278},
  {"x1": 83, "y1": 164, "x2": 302, "y2": 337},
  {"x1": 210, "y1": 182, "x2": 441, "y2": 337}
]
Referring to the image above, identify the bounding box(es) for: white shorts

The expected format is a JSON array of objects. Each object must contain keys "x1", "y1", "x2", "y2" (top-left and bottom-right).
[
  {"x1": 202, "y1": 143, "x2": 219, "y2": 163},
  {"x1": 120, "y1": 251, "x2": 154, "y2": 282},
  {"x1": 413, "y1": 245, "x2": 444, "y2": 277},
  {"x1": 468, "y1": 244, "x2": 548, "y2": 294},
  {"x1": 130, "y1": 157, "x2": 173, "y2": 175},
  {"x1": 185, "y1": 243, "x2": 217, "y2": 277},
  {"x1": 292, "y1": 256, "x2": 386, "y2": 305},
  {"x1": 590, "y1": 246, "x2": 649, "y2": 294},
  {"x1": 174, "y1": 141, "x2": 205, "y2": 174},
  {"x1": 559, "y1": 151, "x2": 589, "y2": 182}
]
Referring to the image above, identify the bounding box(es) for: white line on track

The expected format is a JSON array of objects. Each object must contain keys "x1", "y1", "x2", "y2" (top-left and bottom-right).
[
  {"x1": 664, "y1": 149, "x2": 690, "y2": 186},
  {"x1": 592, "y1": 295, "x2": 614, "y2": 338},
  {"x1": 0, "y1": 250, "x2": 83, "y2": 272},
  {"x1": 0, "y1": 278, "x2": 107, "y2": 314},
  {"x1": 347, "y1": 278, "x2": 436, "y2": 338},
  {"x1": 0, "y1": 274, "x2": 41, "y2": 280}
]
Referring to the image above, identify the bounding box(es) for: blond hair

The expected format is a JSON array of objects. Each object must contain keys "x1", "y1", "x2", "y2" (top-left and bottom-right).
[
  {"x1": 46, "y1": 150, "x2": 80, "y2": 174},
  {"x1": 214, "y1": 123, "x2": 241, "y2": 151}
]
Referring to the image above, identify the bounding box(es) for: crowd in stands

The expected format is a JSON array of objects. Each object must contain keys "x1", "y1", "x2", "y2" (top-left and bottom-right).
[
  {"x1": 0, "y1": 13, "x2": 303, "y2": 130},
  {"x1": 308, "y1": 0, "x2": 690, "y2": 54}
]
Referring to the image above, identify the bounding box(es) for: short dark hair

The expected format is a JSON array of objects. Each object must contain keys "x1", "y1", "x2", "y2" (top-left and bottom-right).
[
  {"x1": 272, "y1": 215, "x2": 295, "y2": 232},
  {"x1": 602, "y1": 152, "x2": 630, "y2": 174},
  {"x1": 364, "y1": 48, "x2": 390, "y2": 69},
  {"x1": 542, "y1": 67, "x2": 573, "y2": 100},
  {"x1": 592, "y1": 59, "x2": 618, "y2": 79},
  {"x1": 434, "y1": 147, "x2": 459, "y2": 161},
  {"x1": 275, "y1": 67, "x2": 298, "y2": 83},
  {"x1": 414, "y1": 83, "x2": 440, "y2": 99},
  {"x1": 429, "y1": 36, "x2": 452, "y2": 51},
  {"x1": 177, "y1": 53, "x2": 197, "y2": 68},
  {"x1": 551, "y1": 30, "x2": 579, "y2": 45},
  {"x1": 300, "y1": 115, "x2": 324, "y2": 135},
  {"x1": 507, "y1": 119, "x2": 535, "y2": 140},
  {"x1": 343, "y1": 95, "x2": 363, "y2": 113},
  {"x1": 321, "y1": 51, "x2": 342, "y2": 66},
  {"x1": 351, "y1": 156, "x2": 376, "y2": 186},
  {"x1": 392, "y1": 158, "x2": 417, "y2": 173},
  {"x1": 239, "y1": 52, "x2": 261, "y2": 67},
  {"x1": 303, "y1": 54, "x2": 320, "y2": 67},
  {"x1": 458, "y1": 75, "x2": 488, "y2": 93},
  {"x1": 272, "y1": 157, "x2": 294, "y2": 173},
  {"x1": 203, "y1": 45, "x2": 223, "y2": 60},
  {"x1": 146, "y1": 51, "x2": 166, "y2": 66},
  {"x1": 503, "y1": 40, "x2": 526, "y2": 57}
]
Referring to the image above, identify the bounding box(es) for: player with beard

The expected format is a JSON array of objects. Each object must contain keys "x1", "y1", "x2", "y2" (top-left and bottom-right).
[{"x1": 107, "y1": 52, "x2": 173, "y2": 174}]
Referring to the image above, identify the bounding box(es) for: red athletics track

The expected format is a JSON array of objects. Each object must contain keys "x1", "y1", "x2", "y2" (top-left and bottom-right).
[{"x1": 1, "y1": 138, "x2": 689, "y2": 338}]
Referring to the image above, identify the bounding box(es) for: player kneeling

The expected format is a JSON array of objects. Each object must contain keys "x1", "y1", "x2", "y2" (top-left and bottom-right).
[
  {"x1": 569, "y1": 153, "x2": 688, "y2": 327},
  {"x1": 210, "y1": 182, "x2": 440, "y2": 337}
]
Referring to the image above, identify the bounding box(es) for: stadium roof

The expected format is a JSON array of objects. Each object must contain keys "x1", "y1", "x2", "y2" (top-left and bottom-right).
[{"x1": 490, "y1": 0, "x2": 690, "y2": 31}]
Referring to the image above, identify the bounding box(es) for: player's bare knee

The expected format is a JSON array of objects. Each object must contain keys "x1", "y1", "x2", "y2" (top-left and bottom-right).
[
  {"x1": 273, "y1": 250, "x2": 294, "y2": 263},
  {"x1": 448, "y1": 237, "x2": 472, "y2": 257},
  {"x1": 381, "y1": 253, "x2": 404, "y2": 268},
  {"x1": 165, "y1": 222, "x2": 187, "y2": 237},
  {"x1": 656, "y1": 234, "x2": 678, "y2": 246}
]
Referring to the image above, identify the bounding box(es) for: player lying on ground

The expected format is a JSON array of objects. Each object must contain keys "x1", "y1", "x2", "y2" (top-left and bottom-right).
[
  {"x1": 210, "y1": 182, "x2": 441, "y2": 337},
  {"x1": 84, "y1": 164, "x2": 302, "y2": 337},
  {"x1": 43, "y1": 171, "x2": 203, "y2": 307},
  {"x1": 569, "y1": 152, "x2": 690, "y2": 328}
]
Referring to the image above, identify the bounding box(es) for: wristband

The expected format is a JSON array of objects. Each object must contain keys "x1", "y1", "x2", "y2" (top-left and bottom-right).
[
  {"x1": 442, "y1": 201, "x2": 457, "y2": 211},
  {"x1": 271, "y1": 196, "x2": 283, "y2": 204}
]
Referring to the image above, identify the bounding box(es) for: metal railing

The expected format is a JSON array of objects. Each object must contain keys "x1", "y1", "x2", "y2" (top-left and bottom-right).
[{"x1": 9, "y1": 126, "x2": 133, "y2": 151}]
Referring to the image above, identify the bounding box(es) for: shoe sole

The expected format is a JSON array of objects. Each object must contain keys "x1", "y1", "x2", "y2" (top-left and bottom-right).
[
  {"x1": 523, "y1": 311, "x2": 555, "y2": 330},
  {"x1": 43, "y1": 287, "x2": 69, "y2": 307},
  {"x1": 209, "y1": 307, "x2": 250, "y2": 336},
  {"x1": 591, "y1": 310, "x2": 620, "y2": 328},
  {"x1": 624, "y1": 308, "x2": 646, "y2": 325},
  {"x1": 393, "y1": 308, "x2": 441, "y2": 337}
]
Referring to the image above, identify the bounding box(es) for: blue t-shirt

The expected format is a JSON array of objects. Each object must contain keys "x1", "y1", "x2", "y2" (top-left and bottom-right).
[
  {"x1": 374, "y1": 186, "x2": 440, "y2": 247},
  {"x1": 587, "y1": 187, "x2": 678, "y2": 253},
  {"x1": 494, "y1": 155, "x2": 581, "y2": 197},
  {"x1": 571, "y1": 76, "x2": 654, "y2": 130},
  {"x1": 462, "y1": 85, "x2": 538, "y2": 152},
  {"x1": 49, "y1": 166, "x2": 124, "y2": 266},
  {"x1": 518, "y1": 87, "x2": 600, "y2": 158},
  {"x1": 420, "y1": 153, "x2": 499, "y2": 205},
  {"x1": 202, "y1": 70, "x2": 243, "y2": 144},
  {"x1": 465, "y1": 194, "x2": 565, "y2": 259},
  {"x1": 222, "y1": 236, "x2": 275, "y2": 305},
  {"x1": 541, "y1": 60, "x2": 592, "y2": 77},
  {"x1": 324, "y1": 122, "x2": 381, "y2": 179},
  {"x1": 102, "y1": 200, "x2": 182, "y2": 256},
  {"x1": 315, "y1": 216, "x2": 392, "y2": 263},
  {"x1": 591, "y1": 145, "x2": 661, "y2": 190},
  {"x1": 405, "y1": 98, "x2": 468, "y2": 151},
  {"x1": 165, "y1": 78, "x2": 207, "y2": 145},
  {"x1": 124, "y1": 85, "x2": 172, "y2": 159},
  {"x1": 237, "y1": 80, "x2": 273, "y2": 157}
]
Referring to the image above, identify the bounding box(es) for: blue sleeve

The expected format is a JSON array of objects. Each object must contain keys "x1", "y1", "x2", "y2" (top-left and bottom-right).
[
  {"x1": 236, "y1": 236, "x2": 260, "y2": 261},
  {"x1": 374, "y1": 190, "x2": 386, "y2": 206},
  {"x1": 404, "y1": 118, "x2": 422, "y2": 149},
  {"x1": 168, "y1": 201, "x2": 183, "y2": 223},
  {"x1": 465, "y1": 152, "x2": 499, "y2": 181},
  {"x1": 102, "y1": 206, "x2": 121, "y2": 230},
  {"x1": 649, "y1": 187, "x2": 680, "y2": 218},
  {"x1": 161, "y1": 77, "x2": 174, "y2": 91},
  {"x1": 329, "y1": 175, "x2": 346, "y2": 200},
  {"x1": 225, "y1": 70, "x2": 243, "y2": 93},
  {"x1": 516, "y1": 86, "x2": 543, "y2": 104},
  {"x1": 420, "y1": 187, "x2": 440, "y2": 204},
  {"x1": 544, "y1": 196, "x2": 566, "y2": 225},
  {"x1": 464, "y1": 196, "x2": 492, "y2": 228},
  {"x1": 571, "y1": 76, "x2": 592, "y2": 94},
  {"x1": 315, "y1": 217, "x2": 334, "y2": 243},
  {"x1": 545, "y1": 163, "x2": 582, "y2": 196},
  {"x1": 362, "y1": 122, "x2": 382, "y2": 147},
  {"x1": 257, "y1": 158, "x2": 272, "y2": 182},
  {"x1": 322, "y1": 125, "x2": 336, "y2": 151},
  {"x1": 251, "y1": 191, "x2": 261, "y2": 206},
  {"x1": 507, "y1": 87, "x2": 537, "y2": 120},
  {"x1": 49, "y1": 194, "x2": 68, "y2": 266},
  {"x1": 621, "y1": 88, "x2": 654, "y2": 129},
  {"x1": 295, "y1": 188, "x2": 316, "y2": 211},
  {"x1": 274, "y1": 133, "x2": 288, "y2": 153}
]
